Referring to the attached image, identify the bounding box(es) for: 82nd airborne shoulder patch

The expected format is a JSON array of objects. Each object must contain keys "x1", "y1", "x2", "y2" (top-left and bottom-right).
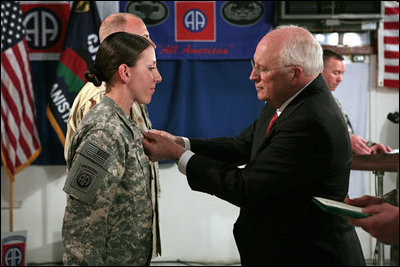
[{"x1": 71, "y1": 163, "x2": 98, "y2": 193}]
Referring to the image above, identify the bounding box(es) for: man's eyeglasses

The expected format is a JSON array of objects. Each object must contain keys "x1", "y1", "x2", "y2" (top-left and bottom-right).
[{"x1": 251, "y1": 59, "x2": 294, "y2": 75}]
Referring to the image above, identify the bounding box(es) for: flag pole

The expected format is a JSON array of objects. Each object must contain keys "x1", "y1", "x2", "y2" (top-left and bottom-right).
[
  {"x1": 9, "y1": 179, "x2": 14, "y2": 232},
  {"x1": 2, "y1": 1, "x2": 42, "y2": 233}
]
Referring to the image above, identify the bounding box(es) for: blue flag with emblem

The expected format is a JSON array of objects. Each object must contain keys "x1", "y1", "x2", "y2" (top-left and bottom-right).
[
  {"x1": 47, "y1": 1, "x2": 100, "y2": 146},
  {"x1": 119, "y1": 1, "x2": 275, "y2": 60}
]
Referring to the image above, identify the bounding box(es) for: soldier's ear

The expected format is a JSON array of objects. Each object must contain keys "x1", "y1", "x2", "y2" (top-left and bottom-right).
[{"x1": 118, "y1": 64, "x2": 130, "y2": 83}]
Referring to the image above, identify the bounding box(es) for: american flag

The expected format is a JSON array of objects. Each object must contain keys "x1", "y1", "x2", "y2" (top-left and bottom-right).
[
  {"x1": 1, "y1": 1, "x2": 41, "y2": 181},
  {"x1": 378, "y1": 1, "x2": 399, "y2": 89}
]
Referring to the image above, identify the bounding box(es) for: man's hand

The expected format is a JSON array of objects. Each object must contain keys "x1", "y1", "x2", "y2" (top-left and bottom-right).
[
  {"x1": 370, "y1": 143, "x2": 392, "y2": 154},
  {"x1": 142, "y1": 130, "x2": 185, "y2": 162},
  {"x1": 345, "y1": 195, "x2": 384, "y2": 207},
  {"x1": 350, "y1": 135, "x2": 372, "y2": 155},
  {"x1": 149, "y1": 129, "x2": 185, "y2": 147},
  {"x1": 350, "y1": 135, "x2": 392, "y2": 155},
  {"x1": 345, "y1": 195, "x2": 399, "y2": 245}
]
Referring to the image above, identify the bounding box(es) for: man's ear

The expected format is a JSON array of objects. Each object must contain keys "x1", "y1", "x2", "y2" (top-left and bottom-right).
[
  {"x1": 118, "y1": 64, "x2": 130, "y2": 83},
  {"x1": 290, "y1": 66, "x2": 302, "y2": 86}
]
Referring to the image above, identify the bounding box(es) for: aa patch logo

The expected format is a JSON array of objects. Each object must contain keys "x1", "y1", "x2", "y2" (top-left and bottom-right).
[
  {"x1": 71, "y1": 163, "x2": 98, "y2": 193},
  {"x1": 175, "y1": 1, "x2": 215, "y2": 42},
  {"x1": 1, "y1": 231, "x2": 26, "y2": 266},
  {"x1": 20, "y1": 2, "x2": 70, "y2": 58}
]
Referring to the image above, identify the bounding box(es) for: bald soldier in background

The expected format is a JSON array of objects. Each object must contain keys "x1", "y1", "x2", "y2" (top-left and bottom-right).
[{"x1": 64, "y1": 13, "x2": 161, "y2": 260}]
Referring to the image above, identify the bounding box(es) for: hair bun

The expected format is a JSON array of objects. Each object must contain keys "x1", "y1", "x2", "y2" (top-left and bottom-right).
[{"x1": 84, "y1": 68, "x2": 102, "y2": 87}]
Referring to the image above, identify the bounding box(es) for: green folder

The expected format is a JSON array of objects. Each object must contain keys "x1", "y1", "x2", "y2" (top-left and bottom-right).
[{"x1": 312, "y1": 197, "x2": 372, "y2": 219}]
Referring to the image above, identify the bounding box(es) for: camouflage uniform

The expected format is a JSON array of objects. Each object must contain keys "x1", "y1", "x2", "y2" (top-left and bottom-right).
[
  {"x1": 65, "y1": 81, "x2": 161, "y2": 259},
  {"x1": 334, "y1": 97, "x2": 354, "y2": 135},
  {"x1": 62, "y1": 96, "x2": 153, "y2": 265},
  {"x1": 335, "y1": 97, "x2": 378, "y2": 148}
]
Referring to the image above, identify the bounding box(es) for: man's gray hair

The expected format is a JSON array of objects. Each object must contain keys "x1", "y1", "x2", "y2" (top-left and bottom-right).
[{"x1": 276, "y1": 25, "x2": 323, "y2": 76}]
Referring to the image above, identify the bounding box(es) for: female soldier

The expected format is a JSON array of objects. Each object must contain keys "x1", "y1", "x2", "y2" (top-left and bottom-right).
[{"x1": 62, "y1": 32, "x2": 162, "y2": 265}]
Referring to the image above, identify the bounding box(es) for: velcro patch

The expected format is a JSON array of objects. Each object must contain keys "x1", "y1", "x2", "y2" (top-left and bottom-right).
[
  {"x1": 71, "y1": 163, "x2": 97, "y2": 193},
  {"x1": 64, "y1": 154, "x2": 108, "y2": 204},
  {"x1": 81, "y1": 141, "x2": 110, "y2": 167}
]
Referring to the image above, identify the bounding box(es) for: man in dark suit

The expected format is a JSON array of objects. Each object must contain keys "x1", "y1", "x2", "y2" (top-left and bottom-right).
[{"x1": 142, "y1": 25, "x2": 366, "y2": 265}]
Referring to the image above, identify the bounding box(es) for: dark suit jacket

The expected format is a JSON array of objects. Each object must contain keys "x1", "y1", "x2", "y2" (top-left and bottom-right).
[{"x1": 186, "y1": 74, "x2": 365, "y2": 266}]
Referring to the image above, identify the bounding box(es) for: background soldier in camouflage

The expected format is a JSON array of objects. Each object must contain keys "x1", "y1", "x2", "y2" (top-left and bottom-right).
[{"x1": 62, "y1": 32, "x2": 162, "y2": 265}]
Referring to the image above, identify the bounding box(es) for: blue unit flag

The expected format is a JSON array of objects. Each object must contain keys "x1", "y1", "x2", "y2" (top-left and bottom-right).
[{"x1": 120, "y1": 1, "x2": 275, "y2": 60}]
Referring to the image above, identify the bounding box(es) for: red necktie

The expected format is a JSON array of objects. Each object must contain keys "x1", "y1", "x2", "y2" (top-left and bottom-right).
[{"x1": 266, "y1": 112, "x2": 278, "y2": 136}]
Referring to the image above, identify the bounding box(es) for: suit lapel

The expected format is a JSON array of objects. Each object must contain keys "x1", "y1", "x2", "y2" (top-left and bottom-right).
[{"x1": 250, "y1": 104, "x2": 275, "y2": 159}]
